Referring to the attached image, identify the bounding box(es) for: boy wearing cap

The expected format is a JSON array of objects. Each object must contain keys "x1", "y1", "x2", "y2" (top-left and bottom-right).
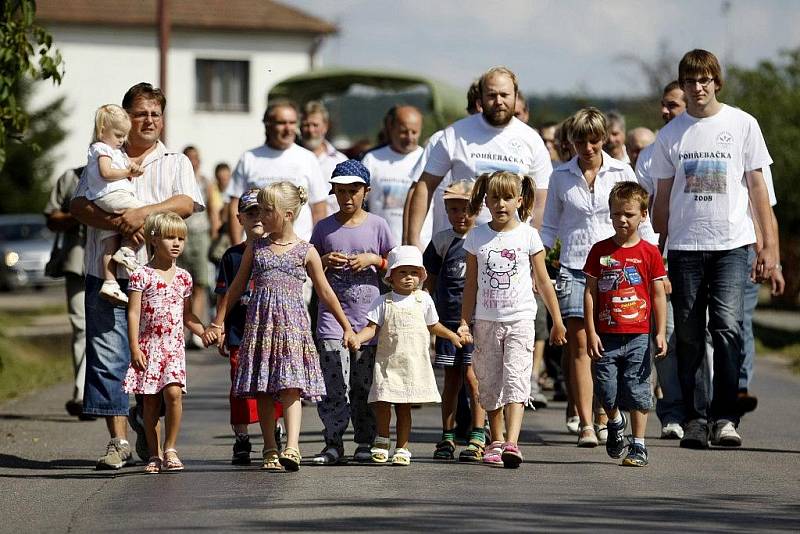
[
  {"x1": 354, "y1": 245, "x2": 464, "y2": 466},
  {"x1": 309, "y1": 160, "x2": 396, "y2": 465},
  {"x1": 422, "y1": 181, "x2": 485, "y2": 462}
]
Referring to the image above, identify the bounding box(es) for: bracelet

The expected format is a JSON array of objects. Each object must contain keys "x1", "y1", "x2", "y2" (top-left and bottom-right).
[
  {"x1": 379, "y1": 257, "x2": 387, "y2": 270},
  {"x1": 209, "y1": 323, "x2": 223, "y2": 329},
  {"x1": 775, "y1": 264, "x2": 782, "y2": 272}
]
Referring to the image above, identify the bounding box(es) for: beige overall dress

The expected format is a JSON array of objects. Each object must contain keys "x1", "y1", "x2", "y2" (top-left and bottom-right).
[{"x1": 368, "y1": 291, "x2": 442, "y2": 404}]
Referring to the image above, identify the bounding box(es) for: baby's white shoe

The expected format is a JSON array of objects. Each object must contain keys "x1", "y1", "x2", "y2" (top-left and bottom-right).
[
  {"x1": 112, "y1": 247, "x2": 140, "y2": 273},
  {"x1": 99, "y1": 280, "x2": 128, "y2": 305}
]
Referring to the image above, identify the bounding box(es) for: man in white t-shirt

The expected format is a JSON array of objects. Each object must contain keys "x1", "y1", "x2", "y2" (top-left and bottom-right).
[
  {"x1": 362, "y1": 105, "x2": 428, "y2": 247},
  {"x1": 300, "y1": 100, "x2": 347, "y2": 216},
  {"x1": 650, "y1": 49, "x2": 778, "y2": 450},
  {"x1": 406, "y1": 66, "x2": 553, "y2": 246},
  {"x1": 226, "y1": 100, "x2": 327, "y2": 243}
]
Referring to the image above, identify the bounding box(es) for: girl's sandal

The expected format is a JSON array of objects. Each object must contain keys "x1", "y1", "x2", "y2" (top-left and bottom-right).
[
  {"x1": 433, "y1": 439, "x2": 456, "y2": 460},
  {"x1": 371, "y1": 445, "x2": 389, "y2": 464},
  {"x1": 391, "y1": 448, "x2": 412, "y2": 466},
  {"x1": 458, "y1": 439, "x2": 485, "y2": 463},
  {"x1": 161, "y1": 449, "x2": 184, "y2": 472},
  {"x1": 144, "y1": 456, "x2": 162, "y2": 474},
  {"x1": 278, "y1": 447, "x2": 301, "y2": 471},
  {"x1": 262, "y1": 448, "x2": 283, "y2": 471}
]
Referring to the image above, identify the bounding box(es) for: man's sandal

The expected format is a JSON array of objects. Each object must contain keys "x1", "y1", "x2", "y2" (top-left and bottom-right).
[
  {"x1": 161, "y1": 449, "x2": 184, "y2": 472},
  {"x1": 458, "y1": 439, "x2": 485, "y2": 463},
  {"x1": 262, "y1": 448, "x2": 283, "y2": 471},
  {"x1": 433, "y1": 439, "x2": 456, "y2": 460},
  {"x1": 279, "y1": 446, "x2": 302, "y2": 471},
  {"x1": 144, "y1": 456, "x2": 161, "y2": 474}
]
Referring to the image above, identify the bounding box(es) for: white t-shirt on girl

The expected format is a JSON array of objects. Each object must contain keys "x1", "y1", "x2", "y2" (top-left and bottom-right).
[
  {"x1": 84, "y1": 142, "x2": 132, "y2": 201},
  {"x1": 464, "y1": 222, "x2": 543, "y2": 323},
  {"x1": 648, "y1": 104, "x2": 772, "y2": 251},
  {"x1": 366, "y1": 291, "x2": 439, "y2": 327}
]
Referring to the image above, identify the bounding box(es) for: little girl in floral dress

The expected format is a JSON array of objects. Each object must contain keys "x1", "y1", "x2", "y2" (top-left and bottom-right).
[
  {"x1": 123, "y1": 211, "x2": 207, "y2": 473},
  {"x1": 221, "y1": 182, "x2": 357, "y2": 472}
]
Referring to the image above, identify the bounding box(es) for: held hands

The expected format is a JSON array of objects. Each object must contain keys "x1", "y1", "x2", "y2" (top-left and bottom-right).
[
  {"x1": 654, "y1": 333, "x2": 668, "y2": 360},
  {"x1": 201, "y1": 324, "x2": 221, "y2": 349},
  {"x1": 447, "y1": 329, "x2": 463, "y2": 349},
  {"x1": 549, "y1": 322, "x2": 567, "y2": 348},
  {"x1": 457, "y1": 323, "x2": 473, "y2": 346},
  {"x1": 586, "y1": 331, "x2": 603, "y2": 361},
  {"x1": 343, "y1": 329, "x2": 360, "y2": 351},
  {"x1": 131, "y1": 346, "x2": 147, "y2": 371}
]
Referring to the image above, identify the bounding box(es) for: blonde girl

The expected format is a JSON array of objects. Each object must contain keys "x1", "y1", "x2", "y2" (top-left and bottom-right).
[
  {"x1": 459, "y1": 171, "x2": 566, "y2": 468},
  {"x1": 122, "y1": 211, "x2": 206, "y2": 473}
]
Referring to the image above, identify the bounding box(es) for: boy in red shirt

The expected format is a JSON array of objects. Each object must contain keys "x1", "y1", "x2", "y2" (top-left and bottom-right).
[{"x1": 584, "y1": 182, "x2": 667, "y2": 466}]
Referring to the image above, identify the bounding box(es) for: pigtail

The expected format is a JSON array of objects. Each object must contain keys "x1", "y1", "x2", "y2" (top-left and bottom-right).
[
  {"x1": 296, "y1": 185, "x2": 308, "y2": 207},
  {"x1": 518, "y1": 174, "x2": 536, "y2": 221},
  {"x1": 468, "y1": 173, "x2": 491, "y2": 216}
]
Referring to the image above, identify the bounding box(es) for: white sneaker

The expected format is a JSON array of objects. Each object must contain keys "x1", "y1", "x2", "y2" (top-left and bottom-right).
[
  {"x1": 99, "y1": 280, "x2": 128, "y2": 305},
  {"x1": 112, "y1": 247, "x2": 141, "y2": 273},
  {"x1": 711, "y1": 420, "x2": 742, "y2": 447},
  {"x1": 566, "y1": 416, "x2": 580, "y2": 435},
  {"x1": 661, "y1": 422, "x2": 685, "y2": 440}
]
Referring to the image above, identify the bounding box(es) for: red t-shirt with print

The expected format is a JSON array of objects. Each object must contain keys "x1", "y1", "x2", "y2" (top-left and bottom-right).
[{"x1": 583, "y1": 237, "x2": 666, "y2": 334}]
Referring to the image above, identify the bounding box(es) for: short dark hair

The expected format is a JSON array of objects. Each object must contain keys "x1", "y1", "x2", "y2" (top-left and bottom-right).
[
  {"x1": 122, "y1": 82, "x2": 166, "y2": 112},
  {"x1": 663, "y1": 80, "x2": 682, "y2": 95},
  {"x1": 679, "y1": 49, "x2": 723, "y2": 92},
  {"x1": 214, "y1": 162, "x2": 230, "y2": 175}
]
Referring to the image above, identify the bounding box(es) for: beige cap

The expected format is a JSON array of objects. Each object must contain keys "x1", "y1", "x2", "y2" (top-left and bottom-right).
[{"x1": 442, "y1": 180, "x2": 474, "y2": 201}]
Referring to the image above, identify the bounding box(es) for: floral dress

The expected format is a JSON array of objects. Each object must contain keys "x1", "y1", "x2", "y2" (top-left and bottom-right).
[
  {"x1": 233, "y1": 239, "x2": 326, "y2": 401},
  {"x1": 123, "y1": 265, "x2": 192, "y2": 394}
]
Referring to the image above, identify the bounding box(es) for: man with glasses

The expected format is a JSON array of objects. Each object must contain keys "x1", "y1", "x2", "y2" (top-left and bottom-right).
[
  {"x1": 71, "y1": 83, "x2": 204, "y2": 469},
  {"x1": 650, "y1": 49, "x2": 778, "y2": 449}
]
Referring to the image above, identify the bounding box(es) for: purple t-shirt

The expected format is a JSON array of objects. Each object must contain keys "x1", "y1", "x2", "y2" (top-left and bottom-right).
[{"x1": 310, "y1": 213, "x2": 396, "y2": 343}]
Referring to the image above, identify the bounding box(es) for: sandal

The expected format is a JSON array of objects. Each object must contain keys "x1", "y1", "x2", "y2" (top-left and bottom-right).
[
  {"x1": 577, "y1": 426, "x2": 599, "y2": 448},
  {"x1": 311, "y1": 445, "x2": 344, "y2": 466},
  {"x1": 458, "y1": 439, "x2": 485, "y2": 463},
  {"x1": 279, "y1": 446, "x2": 302, "y2": 471},
  {"x1": 262, "y1": 448, "x2": 283, "y2": 471},
  {"x1": 161, "y1": 448, "x2": 184, "y2": 472},
  {"x1": 144, "y1": 456, "x2": 161, "y2": 474},
  {"x1": 433, "y1": 439, "x2": 456, "y2": 460},
  {"x1": 391, "y1": 447, "x2": 412, "y2": 466},
  {"x1": 501, "y1": 442, "x2": 524, "y2": 469},
  {"x1": 371, "y1": 437, "x2": 390, "y2": 463}
]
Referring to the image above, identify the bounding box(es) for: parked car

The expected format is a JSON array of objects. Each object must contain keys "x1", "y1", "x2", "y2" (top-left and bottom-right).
[{"x1": 0, "y1": 214, "x2": 60, "y2": 291}]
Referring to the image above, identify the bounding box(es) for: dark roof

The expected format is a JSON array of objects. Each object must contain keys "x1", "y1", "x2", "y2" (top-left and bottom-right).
[{"x1": 36, "y1": 0, "x2": 337, "y2": 35}]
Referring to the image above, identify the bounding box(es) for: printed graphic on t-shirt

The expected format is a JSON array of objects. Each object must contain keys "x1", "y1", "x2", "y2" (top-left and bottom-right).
[
  {"x1": 446, "y1": 258, "x2": 466, "y2": 279},
  {"x1": 475, "y1": 159, "x2": 523, "y2": 176},
  {"x1": 485, "y1": 248, "x2": 518, "y2": 290},
  {"x1": 596, "y1": 255, "x2": 647, "y2": 326},
  {"x1": 683, "y1": 159, "x2": 727, "y2": 194},
  {"x1": 378, "y1": 179, "x2": 408, "y2": 210}
]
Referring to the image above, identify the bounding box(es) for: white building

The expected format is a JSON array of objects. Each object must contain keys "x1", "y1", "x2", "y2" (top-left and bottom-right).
[{"x1": 34, "y1": 0, "x2": 336, "y2": 183}]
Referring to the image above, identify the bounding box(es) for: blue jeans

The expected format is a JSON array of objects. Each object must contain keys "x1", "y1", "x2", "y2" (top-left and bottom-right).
[
  {"x1": 82, "y1": 275, "x2": 131, "y2": 416},
  {"x1": 668, "y1": 247, "x2": 748, "y2": 425},
  {"x1": 740, "y1": 246, "x2": 758, "y2": 390},
  {"x1": 594, "y1": 333, "x2": 652, "y2": 412}
]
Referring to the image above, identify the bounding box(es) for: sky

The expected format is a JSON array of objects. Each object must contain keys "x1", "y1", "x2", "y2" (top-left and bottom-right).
[{"x1": 283, "y1": 0, "x2": 800, "y2": 97}]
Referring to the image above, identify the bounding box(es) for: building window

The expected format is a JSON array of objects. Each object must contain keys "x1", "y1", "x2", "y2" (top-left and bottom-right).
[{"x1": 196, "y1": 59, "x2": 249, "y2": 112}]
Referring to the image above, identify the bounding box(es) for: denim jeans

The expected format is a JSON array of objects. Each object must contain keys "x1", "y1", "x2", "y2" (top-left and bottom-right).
[
  {"x1": 82, "y1": 275, "x2": 131, "y2": 416},
  {"x1": 594, "y1": 333, "x2": 652, "y2": 412},
  {"x1": 740, "y1": 245, "x2": 758, "y2": 390},
  {"x1": 668, "y1": 247, "x2": 748, "y2": 425}
]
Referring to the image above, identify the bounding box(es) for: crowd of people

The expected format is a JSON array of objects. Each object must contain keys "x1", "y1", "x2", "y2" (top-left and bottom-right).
[{"x1": 48, "y1": 48, "x2": 784, "y2": 474}]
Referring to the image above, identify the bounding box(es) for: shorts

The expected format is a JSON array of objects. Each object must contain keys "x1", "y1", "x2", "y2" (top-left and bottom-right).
[
  {"x1": 593, "y1": 333, "x2": 652, "y2": 412},
  {"x1": 94, "y1": 191, "x2": 145, "y2": 243},
  {"x1": 555, "y1": 267, "x2": 585, "y2": 319},
  {"x1": 177, "y1": 229, "x2": 210, "y2": 287},
  {"x1": 472, "y1": 319, "x2": 535, "y2": 411},
  {"x1": 534, "y1": 293, "x2": 548, "y2": 342},
  {"x1": 435, "y1": 322, "x2": 474, "y2": 367}
]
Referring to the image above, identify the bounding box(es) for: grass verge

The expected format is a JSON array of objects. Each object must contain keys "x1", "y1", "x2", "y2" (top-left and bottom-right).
[{"x1": 753, "y1": 322, "x2": 800, "y2": 373}]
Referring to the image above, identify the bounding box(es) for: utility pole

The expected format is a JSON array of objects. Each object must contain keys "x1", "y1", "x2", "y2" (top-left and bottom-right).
[{"x1": 158, "y1": 0, "x2": 170, "y2": 142}]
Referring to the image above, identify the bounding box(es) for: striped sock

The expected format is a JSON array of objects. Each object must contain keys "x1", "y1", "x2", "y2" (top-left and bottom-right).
[
  {"x1": 470, "y1": 428, "x2": 485, "y2": 445},
  {"x1": 442, "y1": 430, "x2": 455, "y2": 443}
]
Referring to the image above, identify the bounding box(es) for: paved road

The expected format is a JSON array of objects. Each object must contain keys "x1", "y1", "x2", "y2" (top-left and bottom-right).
[{"x1": 1, "y1": 344, "x2": 799, "y2": 533}]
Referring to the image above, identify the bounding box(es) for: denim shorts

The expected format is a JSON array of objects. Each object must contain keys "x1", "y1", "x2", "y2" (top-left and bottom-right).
[
  {"x1": 555, "y1": 267, "x2": 586, "y2": 319},
  {"x1": 593, "y1": 333, "x2": 652, "y2": 412},
  {"x1": 82, "y1": 275, "x2": 131, "y2": 416},
  {"x1": 534, "y1": 293, "x2": 548, "y2": 341}
]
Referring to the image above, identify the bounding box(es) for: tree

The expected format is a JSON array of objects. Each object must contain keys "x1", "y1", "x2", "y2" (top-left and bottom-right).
[
  {"x1": 726, "y1": 49, "x2": 800, "y2": 304},
  {"x1": 1, "y1": 0, "x2": 64, "y2": 169}
]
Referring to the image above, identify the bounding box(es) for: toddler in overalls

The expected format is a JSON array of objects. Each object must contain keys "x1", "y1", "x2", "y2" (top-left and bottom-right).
[{"x1": 354, "y1": 245, "x2": 464, "y2": 465}]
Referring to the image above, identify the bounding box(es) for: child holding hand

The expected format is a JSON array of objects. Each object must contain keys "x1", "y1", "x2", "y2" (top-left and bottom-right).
[{"x1": 354, "y1": 245, "x2": 464, "y2": 466}]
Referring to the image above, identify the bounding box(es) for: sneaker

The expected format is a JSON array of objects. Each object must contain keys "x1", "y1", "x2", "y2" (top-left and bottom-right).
[
  {"x1": 96, "y1": 438, "x2": 134, "y2": 470},
  {"x1": 482, "y1": 441, "x2": 504, "y2": 467},
  {"x1": 565, "y1": 416, "x2": 580, "y2": 435},
  {"x1": 128, "y1": 406, "x2": 149, "y2": 462},
  {"x1": 352, "y1": 444, "x2": 373, "y2": 463},
  {"x1": 311, "y1": 445, "x2": 344, "y2": 465},
  {"x1": 622, "y1": 442, "x2": 648, "y2": 467},
  {"x1": 577, "y1": 426, "x2": 599, "y2": 448},
  {"x1": 606, "y1": 414, "x2": 627, "y2": 459},
  {"x1": 680, "y1": 419, "x2": 710, "y2": 449},
  {"x1": 595, "y1": 425, "x2": 608, "y2": 445},
  {"x1": 501, "y1": 442, "x2": 524, "y2": 468},
  {"x1": 661, "y1": 422, "x2": 684, "y2": 440},
  {"x1": 232, "y1": 435, "x2": 252, "y2": 465},
  {"x1": 112, "y1": 247, "x2": 141, "y2": 273},
  {"x1": 711, "y1": 420, "x2": 742, "y2": 447},
  {"x1": 99, "y1": 280, "x2": 128, "y2": 305}
]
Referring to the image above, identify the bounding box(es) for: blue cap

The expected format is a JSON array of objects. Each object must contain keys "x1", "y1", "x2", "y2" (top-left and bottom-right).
[
  {"x1": 329, "y1": 159, "x2": 370, "y2": 193},
  {"x1": 238, "y1": 188, "x2": 261, "y2": 212}
]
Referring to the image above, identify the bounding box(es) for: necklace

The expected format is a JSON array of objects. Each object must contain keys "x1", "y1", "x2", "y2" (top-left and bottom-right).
[{"x1": 270, "y1": 237, "x2": 296, "y2": 246}]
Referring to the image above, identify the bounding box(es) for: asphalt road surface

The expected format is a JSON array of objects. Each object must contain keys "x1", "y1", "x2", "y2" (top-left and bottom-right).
[{"x1": 1, "y1": 346, "x2": 799, "y2": 533}]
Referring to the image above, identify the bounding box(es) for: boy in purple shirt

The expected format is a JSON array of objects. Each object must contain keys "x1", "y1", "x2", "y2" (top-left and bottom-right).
[{"x1": 309, "y1": 160, "x2": 395, "y2": 464}]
